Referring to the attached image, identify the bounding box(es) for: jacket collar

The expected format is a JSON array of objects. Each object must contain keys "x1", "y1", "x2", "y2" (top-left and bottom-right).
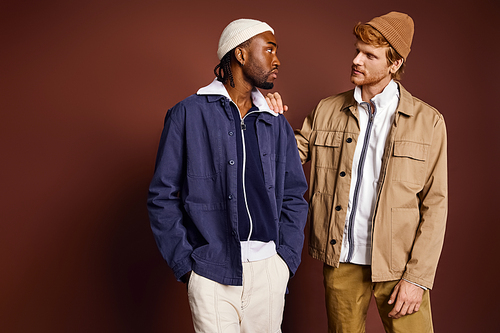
[
  {"x1": 197, "y1": 79, "x2": 278, "y2": 117},
  {"x1": 394, "y1": 81, "x2": 415, "y2": 117},
  {"x1": 354, "y1": 80, "x2": 399, "y2": 110},
  {"x1": 342, "y1": 81, "x2": 415, "y2": 118},
  {"x1": 340, "y1": 90, "x2": 357, "y2": 116}
]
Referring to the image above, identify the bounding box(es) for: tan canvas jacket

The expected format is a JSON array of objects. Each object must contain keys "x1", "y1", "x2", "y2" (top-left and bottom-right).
[{"x1": 295, "y1": 82, "x2": 447, "y2": 289}]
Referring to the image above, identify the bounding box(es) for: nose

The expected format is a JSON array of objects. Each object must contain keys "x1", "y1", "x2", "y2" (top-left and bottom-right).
[
  {"x1": 353, "y1": 52, "x2": 363, "y2": 66},
  {"x1": 273, "y1": 54, "x2": 280, "y2": 68}
]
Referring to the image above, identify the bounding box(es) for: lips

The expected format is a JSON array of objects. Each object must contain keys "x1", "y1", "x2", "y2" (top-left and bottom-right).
[{"x1": 352, "y1": 67, "x2": 363, "y2": 75}]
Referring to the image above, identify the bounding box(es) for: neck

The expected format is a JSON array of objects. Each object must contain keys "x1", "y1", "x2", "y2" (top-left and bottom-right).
[
  {"x1": 225, "y1": 65, "x2": 254, "y2": 117},
  {"x1": 360, "y1": 77, "x2": 392, "y2": 104}
]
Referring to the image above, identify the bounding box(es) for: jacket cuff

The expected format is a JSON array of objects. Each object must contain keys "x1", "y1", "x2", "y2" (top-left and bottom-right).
[
  {"x1": 277, "y1": 246, "x2": 299, "y2": 277},
  {"x1": 172, "y1": 257, "x2": 194, "y2": 282},
  {"x1": 403, "y1": 278, "x2": 428, "y2": 290},
  {"x1": 402, "y1": 271, "x2": 433, "y2": 290}
]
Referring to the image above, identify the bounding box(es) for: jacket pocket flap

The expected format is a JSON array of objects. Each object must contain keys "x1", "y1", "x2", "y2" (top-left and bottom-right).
[
  {"x1": 314, "y1": 131, "x2": 342, "y2": 147},
  {"x1": 393, "y1": 141, "x2": 429, "y2": 161}
]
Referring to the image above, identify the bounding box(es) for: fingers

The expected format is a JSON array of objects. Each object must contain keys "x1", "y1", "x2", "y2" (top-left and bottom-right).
[
  {"x1": 388, "y1": 283, "x2": 399, "y2": 305},
  {"x1": 265, "y1": 92, "x2": 285, "y2": 114},
  {"x1": 388, "y1": 299, "x2": 409, "y2": 319},
  {"x1": 387, "y1": 280, "x2": 424, "y2": 319},
  {"x1": 388, "y1": 296, "x2": 404, "y2": 318}
]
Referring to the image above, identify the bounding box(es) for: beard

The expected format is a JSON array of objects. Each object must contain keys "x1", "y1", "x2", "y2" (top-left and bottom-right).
[
  {"x1": 350, "y1": 66, "x2": 391, "y2": 87},
  {"x1": 244, "y1": 61, "x2": 275, "y2": 90},
  {"x1": 254, "y1": 78, "x2": 274, "y2": 90}
]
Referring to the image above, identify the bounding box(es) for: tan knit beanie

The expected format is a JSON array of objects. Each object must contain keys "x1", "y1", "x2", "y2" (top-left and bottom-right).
[{"x1": 366, "y1": 11, "x2": 414, "y2": 60}]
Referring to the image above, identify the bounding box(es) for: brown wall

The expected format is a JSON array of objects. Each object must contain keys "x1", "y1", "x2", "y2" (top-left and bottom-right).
[{"x1": 2, "y1": 0, "x2": 499, "y2": 332}]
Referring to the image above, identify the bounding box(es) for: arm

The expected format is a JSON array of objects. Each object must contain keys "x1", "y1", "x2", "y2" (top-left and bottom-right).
[
  {"x1": 147, "y1": 106, "x2": 193, "y2": 282},
  {"x1": 276, "y1": 121, "x2": 309, "y2": 276},
  {"x1": 389, "y1": 116, "x2": 448, "y2": 317},
  {"x1": 266, "y1": 91, "x2": 315, "y2": 165},
  {"x1": 403, "y1": 115, "x2": 448, "y2": 288},
  {"x1": 294, "y1": 107, "x2": 316, "y2": 164}
]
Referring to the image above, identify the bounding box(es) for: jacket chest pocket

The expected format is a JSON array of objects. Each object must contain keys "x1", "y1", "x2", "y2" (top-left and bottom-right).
[
  {"x1": 186, "y1": 129, "x2": 222, "y2": 178},
  {"x1": 391, "y1": 141, "x2": 429, "y2": 185},
  {"x1": 312, "y1": 131, "x2": 343, "y2": 169}
]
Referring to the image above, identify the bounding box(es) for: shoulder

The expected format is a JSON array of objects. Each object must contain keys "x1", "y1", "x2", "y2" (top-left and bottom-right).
[
  {"x1": 410, "y1": 95, "x2": 444, "y2": 121},
  {"x1": 398, "y1": 83, "x2": 444, "y2": 123},
  {"x1": 311, "y1": 89, "x2": 356, "y2": 120},
  {"x1": 316, "y1": 89, "x2": 355, "y2": 110},
  {"x1": 167, "y1": 94, "x2": 222, "y2": 119},
  {"x1": 307, "y1": 89, "x2": 355, "y2": 127},
  {"x1": 171, "y1": 94, "x2": 209, "y2": 111}
]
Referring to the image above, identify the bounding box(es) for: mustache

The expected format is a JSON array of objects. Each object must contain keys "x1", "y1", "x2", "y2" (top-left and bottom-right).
[
  {"x1": 265, "y1": 67, "x2": 279, "y2": 77},
  {"x1": 352, "y1": 65, "x2": 363, "y2": 73}
]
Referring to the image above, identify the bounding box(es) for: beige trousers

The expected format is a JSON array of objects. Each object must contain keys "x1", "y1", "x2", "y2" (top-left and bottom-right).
[
  {"x1": 188, "y1": 254, "x2": 289, "y2": 333},
  {"x1": 324, "y1": 263, "x2": 433, "y2": 333}
]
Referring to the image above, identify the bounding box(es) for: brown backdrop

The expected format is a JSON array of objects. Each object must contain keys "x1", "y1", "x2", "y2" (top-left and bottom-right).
[{"x1": 2, "y1": 0, "x2": 499, "y2": 332}]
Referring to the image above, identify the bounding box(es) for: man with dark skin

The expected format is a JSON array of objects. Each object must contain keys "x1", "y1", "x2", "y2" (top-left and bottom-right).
[
  {"x1": 148, "y1": 19, "x2": 308, "y2": 333},
  {"x1": 225, "y1": 30, "x2": 278, "y2": 115}
]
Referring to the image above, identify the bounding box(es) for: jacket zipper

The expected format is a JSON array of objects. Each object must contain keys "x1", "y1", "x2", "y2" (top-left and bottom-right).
[
  {"x1": 239, "y1": 111, "x2": 260, "y2": 259},
  {"x1": 346, "y1": 103, "x2": 376, "y2": 262}
]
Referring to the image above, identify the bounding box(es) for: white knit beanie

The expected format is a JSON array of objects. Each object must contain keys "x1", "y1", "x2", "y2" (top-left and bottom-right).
[{"x1": 217, "y1": 19, "x2": 274, "y2": 60}]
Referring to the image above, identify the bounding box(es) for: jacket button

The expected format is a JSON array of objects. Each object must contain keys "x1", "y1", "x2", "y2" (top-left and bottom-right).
[
  {"x1": 340, "y1": 171, "x2": 346, "y2": 177},
  {"x1": 228, "y1": 160, "x2": 235, "y2": 165},
  {"x1": 335, "y1": 206, "x2": 341, "y2": 211},
  {"x1": 228, "y1": 131, "x2": 234, "y2": 136},
  {"x1": 228, "y1": 194, "x2": 233, "y2": 200},
  {"x1": 330, "y1": 239, "x2": 337, "y2": 245},
  {"x1": 346, "y1": 138, "x2": 352, "y2": 143}
]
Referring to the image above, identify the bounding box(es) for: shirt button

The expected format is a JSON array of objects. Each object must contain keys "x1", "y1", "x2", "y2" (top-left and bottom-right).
[
  {"x1": 340, "y1": 171, "x2": 346, "y2": 177},
  {"x1": 228, "y1": 160, "x2": 235, "y2": 165},
  {"x1": 330, "y1": 239, "x2": 337, "y2": 245},
  {"x1": 346, "y1": 138, "x2": 352, "y2": 143},
  {"x1": 335, "y1": 206, "x2": 341, "y2": 211},
  {"x1": 228, "y1": 131, "x2": 234, "y2": 136}
]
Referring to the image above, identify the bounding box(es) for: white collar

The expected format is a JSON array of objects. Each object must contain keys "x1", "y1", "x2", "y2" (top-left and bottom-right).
[
  {"x1": 354, "y1": 80, "x2": 400, "y2": 110},
  {"x1": 197, "y1": 79, "x2": 278, "y2": 117}
]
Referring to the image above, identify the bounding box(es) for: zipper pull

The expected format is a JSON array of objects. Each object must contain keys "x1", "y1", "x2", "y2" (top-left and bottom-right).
[{"x1": 241, "y1": 119, "x2": 246, "y2": 130}]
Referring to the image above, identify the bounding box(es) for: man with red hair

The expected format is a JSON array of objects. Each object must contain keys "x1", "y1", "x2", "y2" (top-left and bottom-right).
[{"x1": 294, "y1": 12, "x2": 448, "y2": 332}]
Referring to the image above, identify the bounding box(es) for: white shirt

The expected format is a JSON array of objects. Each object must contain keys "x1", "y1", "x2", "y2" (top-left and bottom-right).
[{"x1": 339, "y1": 80, "x2": 399, "y2": 265}]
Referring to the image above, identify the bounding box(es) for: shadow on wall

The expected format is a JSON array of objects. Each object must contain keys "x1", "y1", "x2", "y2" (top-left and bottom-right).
[{"x1": 101, "y1": 161, "x2": 195, "y2": 332}]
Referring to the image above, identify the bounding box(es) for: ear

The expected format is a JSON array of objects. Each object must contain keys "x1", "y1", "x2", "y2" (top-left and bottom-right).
[
  {"x1": 390, "y1": 58, "x2": 404, "y2": 74},
  {"x1": 234, "y1": 47, "x2": 246, "y2": 66}
]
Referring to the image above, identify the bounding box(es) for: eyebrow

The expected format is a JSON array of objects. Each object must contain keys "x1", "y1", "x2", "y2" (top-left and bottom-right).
[{"x1": 267, "y1": 42, "x2": 277, "y2": 47}]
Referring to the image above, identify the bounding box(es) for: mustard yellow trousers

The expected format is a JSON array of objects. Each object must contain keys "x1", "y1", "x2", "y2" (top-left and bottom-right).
[{"x1": 323, "y1": 263, "x2": 433, "y2": 333}]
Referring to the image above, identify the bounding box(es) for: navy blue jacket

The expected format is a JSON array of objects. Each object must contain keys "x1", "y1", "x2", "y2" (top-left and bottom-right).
[{"x1": 147, "y1": 83, "x2": 308, "y2": 286}]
